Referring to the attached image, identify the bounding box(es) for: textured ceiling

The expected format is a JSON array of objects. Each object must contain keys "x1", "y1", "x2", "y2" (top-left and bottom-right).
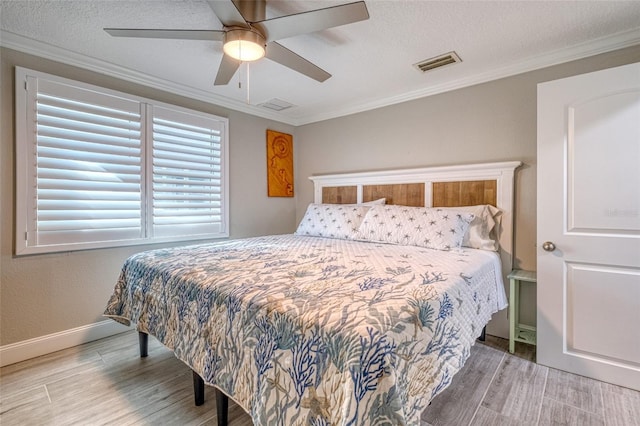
[{"x1": 1, "y1": 0, "x2": 640, "y2": 125}]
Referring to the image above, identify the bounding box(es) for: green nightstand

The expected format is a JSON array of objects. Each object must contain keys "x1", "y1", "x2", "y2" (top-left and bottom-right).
[{"x1": 508, "y1": 269, "x2": 537, "y2": 354}]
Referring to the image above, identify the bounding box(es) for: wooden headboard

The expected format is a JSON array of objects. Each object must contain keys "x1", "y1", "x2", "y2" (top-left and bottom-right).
[
  {"x1": 309, "y1": 161, "x2": 521, "y2": 288},
  {"x1": 322, "y1": 180, "x2": 497, "y2": 207}
]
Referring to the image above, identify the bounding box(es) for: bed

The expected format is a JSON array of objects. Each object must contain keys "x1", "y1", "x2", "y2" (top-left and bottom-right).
[{"x1": 105, "y1": 161, "x2": 521, "y2": 425}]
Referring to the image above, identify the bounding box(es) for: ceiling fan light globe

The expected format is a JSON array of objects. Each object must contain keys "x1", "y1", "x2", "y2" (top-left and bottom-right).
[
  {"x1": 223, "y1": 29, "x2": 266, "y2": 61},
  {"x1": 223, "y1": 40, "x2": 265, "y2": 61}
]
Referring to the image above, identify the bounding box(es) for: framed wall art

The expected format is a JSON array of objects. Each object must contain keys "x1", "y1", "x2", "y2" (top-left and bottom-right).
[{"x1": 266, "y1": 130, "x2": 294, "y2": 197}]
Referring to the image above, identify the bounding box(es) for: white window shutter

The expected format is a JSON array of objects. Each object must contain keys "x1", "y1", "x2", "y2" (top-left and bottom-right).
[
  {"x1": 29, "y1": 77, "x2": 144, "y2": 248},
  {"x1": 15, "y1": 67, "x2": 229, "y2": 255},
  {"x1": 151, "y1": 106, "x2": 226, "y2": 238}
]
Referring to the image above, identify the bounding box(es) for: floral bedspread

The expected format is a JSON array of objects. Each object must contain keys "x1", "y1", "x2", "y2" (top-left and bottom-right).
[{"x1": 104, "y1": 235, "x2": 506, "y2": 425}]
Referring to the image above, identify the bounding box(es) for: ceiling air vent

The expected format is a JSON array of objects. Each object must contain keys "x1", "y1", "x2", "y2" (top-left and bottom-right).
[
  {"x1": 258, "y1": 98, "x2": 295, "y2": 111},
  {"x1": 414, "y1": 51, "x2": 462, "y2": 73}
]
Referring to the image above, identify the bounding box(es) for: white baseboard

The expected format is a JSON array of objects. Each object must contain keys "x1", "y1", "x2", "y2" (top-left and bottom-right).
[{"x1": 0, "y1": 320, "x2": 132, "y2": 367}]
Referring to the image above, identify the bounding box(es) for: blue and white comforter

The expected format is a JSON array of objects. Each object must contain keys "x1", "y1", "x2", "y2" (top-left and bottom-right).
[{"x1": 104, "y1": 234, "x2": 507, "y2": 425}]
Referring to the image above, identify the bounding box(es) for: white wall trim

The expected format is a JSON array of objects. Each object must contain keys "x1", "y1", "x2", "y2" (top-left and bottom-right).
[{"x1": 0, "y1": 320, "x2": 132, "y2": 367}]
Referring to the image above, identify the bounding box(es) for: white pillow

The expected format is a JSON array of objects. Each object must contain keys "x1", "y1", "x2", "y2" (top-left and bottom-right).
[
  {"x1": 440, "y1": 205, "x2": 502, "y2": 251},
  {"x1": 357, "y1": 205, "x2": 474, "y2": 251},
  {"x1": 295, "y1": 203, "x2": 371, "y2": 239},
  {"x1": 360, "y1": 198, "x2": 386, "y2": 206}
]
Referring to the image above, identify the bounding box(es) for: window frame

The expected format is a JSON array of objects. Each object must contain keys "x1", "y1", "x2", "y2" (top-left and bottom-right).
[{"x1": 15, "y1": 66, "x2": 229, "y2": 255}]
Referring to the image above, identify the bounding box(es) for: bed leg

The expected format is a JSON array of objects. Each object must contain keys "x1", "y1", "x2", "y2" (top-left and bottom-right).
[
  {"x1": 193, "y1": 371, "x2": 205, "y2": 406},
  {"x1": 478, "y1": 326, "x2": 486, "y2": 342},
  {"x1": 138, "y1": 332, "x2": 148, "y2": 357},
  {"x1": 216, "y1": 388, "x2": 229, "y2": 426}
]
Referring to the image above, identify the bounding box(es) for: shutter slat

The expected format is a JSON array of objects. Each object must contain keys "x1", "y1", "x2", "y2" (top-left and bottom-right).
[
  {"x1": 154, "y1": 202, "x2": 221, "y2": 209},
  {"x1": 38, "y1": 189, "x2": 140, "y2": 202},
  {"x1": 37, "y1": 87, "x2": 140, "y2": 118},
  {"x1": 38, "y1": 218, "x2": 141, "y2": 231},
  {"x1": 154, "y1": 186, "x2": 221, "y2": 195},
  {"x1": 154, "y1": 193, "x2": 221, "y2": 201},
  {"x1": 38, "y1": 158, "x2": 140, "y2": 174},
  {"x1": 154, "y1": 216, "x2": 222, "y2": 225},
  {"x1": 154, "y1": 158, "x2": 221, "y2": 172},
  {"x1": 38, "y1": 198, "x2": 140, "y2": 212},
  {"x1": 153, "y1": 170, "x2": 221, "y2": 181},
  {"x1": 38, "y1": 125, "x2": 140, "y2": 148},
  {"x1": 37, "y1": 168, "x2": 141, "y2": 183},
  {"x1": 37, "y1": 102, "x2": 140, "y2": 129},
  {"x1": 38, "y1": 137, "x2": 140, "y2": 158},
  {"x1": 39, "y1": 210, "x2": 141, "y2": 220},
  {"x1": 154, "y1": 138, "x2": 221, "y2": 154},
  {"x1": 154, "y1": 118, "x2": 221, "y2": 135},
  {"x1": 37, "y1": 113, "x2": 140, "y2": 135},
  {"x1": 38, "y1": 179, "x2": 140, "y2": 191},
  {"x1": 154, "y1": 133, "x2": 219, "y2": 144},
  {"x1": 153, "y1": 149, "x2": 220, "y2": 165}
]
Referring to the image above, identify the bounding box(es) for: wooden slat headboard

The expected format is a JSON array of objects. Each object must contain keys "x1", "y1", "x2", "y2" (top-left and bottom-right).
[
  {"x1": 356, "y1": 180, "x2": 498, "y2": 207},
  {"x1": 432, "y1": 180, "x2": 497, "y2": 207},
  {"x1": 322, "y1": 186, "x2": 357, "y2": 204},
  {"x1": 363, "y1": 183, "x2": 425, "y2": 206}
]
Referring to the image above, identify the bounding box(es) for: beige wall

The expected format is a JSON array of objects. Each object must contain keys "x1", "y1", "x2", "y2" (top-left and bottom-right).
[
  {"x1": 0, "y1": 47, "x2": 295, "y2": 346},
  {"x1": 294, "y1": 44, "x2": 640, "y2": 327}
]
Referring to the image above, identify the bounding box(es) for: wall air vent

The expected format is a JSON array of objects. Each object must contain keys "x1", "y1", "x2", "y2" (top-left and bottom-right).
[
  {"x1": 258, "y1": 98, "x2": 295, "y2": 111},
  {"x1": 414, "y1": 51, "x2": 462, "y2": 73}
]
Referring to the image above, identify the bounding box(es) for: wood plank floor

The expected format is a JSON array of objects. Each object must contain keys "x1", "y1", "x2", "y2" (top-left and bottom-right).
[{"x1": 1, "y1": 331, "x2": 638, "y2": 425}]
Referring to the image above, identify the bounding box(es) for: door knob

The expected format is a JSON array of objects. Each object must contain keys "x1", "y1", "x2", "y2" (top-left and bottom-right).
[{"x1": 542, "y1": 241, "x2": 556, "y2": 252}]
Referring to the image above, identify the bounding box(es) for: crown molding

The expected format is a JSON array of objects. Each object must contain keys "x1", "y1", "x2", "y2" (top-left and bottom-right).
[
  {"x1": 2, "y1": 27, "x2": 639, "y2": 127},
  {"x1": 292, "y1": 27, "x2": 640, "y2": 125}
]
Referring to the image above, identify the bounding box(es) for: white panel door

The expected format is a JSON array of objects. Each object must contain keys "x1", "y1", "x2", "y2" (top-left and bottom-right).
[{"x1": 537, "y1": 62, "x2": 640, "y2": 391}]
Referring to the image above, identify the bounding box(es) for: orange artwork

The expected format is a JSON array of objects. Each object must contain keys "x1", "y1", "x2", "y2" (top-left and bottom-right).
[{"x1": 266, "y1": 130, "x2": 294, "y2": 197}]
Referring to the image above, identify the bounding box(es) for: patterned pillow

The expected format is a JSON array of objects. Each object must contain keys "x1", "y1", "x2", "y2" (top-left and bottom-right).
[
  {"x1": 440, "y1": 205, "x2": 502, "y2": 251},
  {"x1": 295, "y1": 203, "x2": 371, "y2": 239},
  {"x1": 357, "y1": 205, "x2": 475, "y2": 250}
]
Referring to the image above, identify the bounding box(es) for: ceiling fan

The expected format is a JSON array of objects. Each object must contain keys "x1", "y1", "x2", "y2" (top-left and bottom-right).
[{"x1": 104, "y1": 0, "x2": 369, "y2": 85}]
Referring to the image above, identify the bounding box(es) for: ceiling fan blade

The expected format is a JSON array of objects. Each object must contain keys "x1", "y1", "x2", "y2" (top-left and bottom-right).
[
  {"x1": 265, "y1": 42, "x2": 331, "y2": 83},
  {"x1": 104, "y1": 28, "x2": 225, "y2": 41},
  {"x1": 214, "y1": 53, "x2": 241, "y2": 85},
  {"x1": 255, "y1": 1, "x2": 369, "y2": 42},
  {"x1": 206, "y1": 0, "x2": 248, "y2": 27}
]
